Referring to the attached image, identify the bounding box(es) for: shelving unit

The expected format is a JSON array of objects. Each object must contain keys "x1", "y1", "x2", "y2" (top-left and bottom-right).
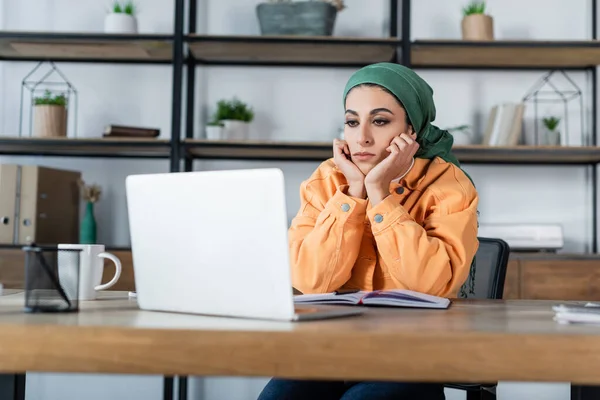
[
  {"x1": 186, "y1": 34, "x2": 401, "y2": 66},
  {"x1": 0, "y1": 31, "x2": 174, "y2": 63},
  {"x1": 184, "y1": 139, "x2": 600, "y2": 165},
  {"x1": 0, "y1": 137, "x2": 171, "y2": 158},
  {"x1": 411, "y1": 40, "x2": 600, "y2": 69},
  {"x1": 0, "y1": 0, "x2": 599, "y2": 252}
]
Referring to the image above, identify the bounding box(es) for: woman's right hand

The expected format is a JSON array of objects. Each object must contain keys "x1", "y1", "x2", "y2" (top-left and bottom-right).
[{"x1": 333, "y1": 139, "x2": 366, "y2": 198}]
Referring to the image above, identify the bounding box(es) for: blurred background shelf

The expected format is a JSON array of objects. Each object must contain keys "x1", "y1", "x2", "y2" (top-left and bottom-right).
[
  {"x1": 186, "y1": 34, "x2": 401, "y2": 67},
  {"x1": 0, "y1": 137, "x2": 171, "y2": 158},
  {"x1": 0, "y1": 31, "x2": 173, "y2": 63},
  {"x1": 411, "y1": 40, "x2": 600, "y2": 69},
  {"x1": 184, "y1": 138, "x2": 332, "y2": 161},
  {"x1": 184, "y1": 139, "x2": 600, "y2": 165},
  {"x1": 452, "y1": 145, "x2": 600, "y2": 164}
]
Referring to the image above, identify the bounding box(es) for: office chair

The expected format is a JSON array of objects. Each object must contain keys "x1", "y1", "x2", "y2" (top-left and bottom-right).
[{"x1": 444, "y1": 236, "x2": 510, "y2": 400}]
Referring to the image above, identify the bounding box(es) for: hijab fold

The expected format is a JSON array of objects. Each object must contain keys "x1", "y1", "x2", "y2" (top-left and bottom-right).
[{"x1": 342, "y1": 62, "x2": 473, "y2": 185}]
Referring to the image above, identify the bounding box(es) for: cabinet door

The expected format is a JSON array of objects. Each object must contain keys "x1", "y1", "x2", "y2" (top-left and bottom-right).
[
  {"x1": 101, "y1": 250, "x2": 136, "y2": 292},
  {"x1": 0, "y1": 248, "x2": 24, "y2": 289},
  {"x1": 502, "y1": 259, "x2": 520, "y2": 299},
  {"x1": 0, "y1": 248, "x2": 136, "y2": 291},
  {"x1": 521, "y1": 259, "x2": 600, "y2": 300}
]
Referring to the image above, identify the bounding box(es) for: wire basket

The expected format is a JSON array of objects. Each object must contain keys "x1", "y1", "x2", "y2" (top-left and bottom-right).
[{"x1": 22, "y1": 245, "x2": 82, "y2": 313}]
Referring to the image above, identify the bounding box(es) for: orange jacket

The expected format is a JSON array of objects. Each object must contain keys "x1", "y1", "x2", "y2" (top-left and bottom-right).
[{"x1": 289, "y1": 157, "x2": 479, "y2": 298}]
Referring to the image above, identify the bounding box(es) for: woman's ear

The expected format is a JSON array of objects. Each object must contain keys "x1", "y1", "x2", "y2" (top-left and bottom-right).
[{"x1": 408, "y1": 125, "x2": 417, "y2": 139}]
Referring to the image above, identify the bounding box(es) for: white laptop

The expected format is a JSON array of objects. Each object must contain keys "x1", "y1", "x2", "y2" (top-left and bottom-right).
[{"x1": 124, "y1": 168, "x2": 363, "y2": 322}]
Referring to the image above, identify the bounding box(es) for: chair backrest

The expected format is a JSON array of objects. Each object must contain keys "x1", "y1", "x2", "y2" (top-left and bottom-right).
[{"x1": 462, "y1": 237, "x2": 510, "y2": 300}]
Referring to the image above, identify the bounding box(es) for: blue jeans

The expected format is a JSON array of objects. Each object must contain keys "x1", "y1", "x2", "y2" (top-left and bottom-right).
[{"x1": 257, "y1": 378, "x2": 445, "y2": 400}]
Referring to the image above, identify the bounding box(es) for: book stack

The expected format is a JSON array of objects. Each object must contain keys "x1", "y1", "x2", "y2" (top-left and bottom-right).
[
  {"x1": 553, "y1": 303, "x2": 600, "y2": 325},
  {"x1": 103, "y1": 125, "x2": 160, "y2": 138},
  {"x1": 482, "y1": 102, "x2": 526, "y2": 146}
]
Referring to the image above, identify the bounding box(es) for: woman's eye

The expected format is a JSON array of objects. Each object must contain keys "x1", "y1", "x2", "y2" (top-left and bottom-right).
[
  {"x1": 345, "y1": 120, "x2": 358, "y2": 127},
  {"x1": 373, "y1": 119, "x2": 388, "y2": 126}
]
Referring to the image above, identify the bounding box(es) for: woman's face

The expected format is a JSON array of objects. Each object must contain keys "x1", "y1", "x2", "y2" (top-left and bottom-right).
[{"x1": 344, "y1": 85, "x2": 416, "y2": 176}]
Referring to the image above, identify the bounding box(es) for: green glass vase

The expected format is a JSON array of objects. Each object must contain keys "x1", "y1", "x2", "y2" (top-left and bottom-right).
[{"x1": 80, "y1": 201, "x2": 97, "y2": 244}]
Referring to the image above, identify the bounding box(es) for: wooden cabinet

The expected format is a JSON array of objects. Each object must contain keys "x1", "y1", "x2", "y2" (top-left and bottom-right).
[
  {"x1": 0, "y1": 246, "x2": 135, "y2": 291},
  {"x1": 503, "y1": 253, "x2": 600, "y2": 301},
  {"x1": 2, "y1": 247, "x2": 600, "y2": 301}
]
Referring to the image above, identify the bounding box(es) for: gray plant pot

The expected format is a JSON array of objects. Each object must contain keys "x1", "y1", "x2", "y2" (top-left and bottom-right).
[{"x1": 256, "y1": 1, "x2": 338, "y2": 36}]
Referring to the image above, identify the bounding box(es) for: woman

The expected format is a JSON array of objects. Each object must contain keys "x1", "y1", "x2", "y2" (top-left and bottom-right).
[{"x1": 257, "y1": 63, "x2": 479, "y2": 400}]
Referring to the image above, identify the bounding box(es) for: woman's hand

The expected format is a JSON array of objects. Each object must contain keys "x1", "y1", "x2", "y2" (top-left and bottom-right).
[
  {"x1": 332, "y1": 138, "x2": 366, "y2": 198},
  {"x1": 364, "y1": 134, "x2": 419, "y2": 205}
]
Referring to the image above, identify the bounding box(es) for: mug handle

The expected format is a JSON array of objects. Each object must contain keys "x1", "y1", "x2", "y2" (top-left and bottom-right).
[{"x1": 95, "y1": 252, "x2": 122, "y2": 291}]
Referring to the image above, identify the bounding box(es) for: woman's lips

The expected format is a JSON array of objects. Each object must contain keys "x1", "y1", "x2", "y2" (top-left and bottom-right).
[{"x1": 353, "y1": 152, "x2": 375, "y2": 161}]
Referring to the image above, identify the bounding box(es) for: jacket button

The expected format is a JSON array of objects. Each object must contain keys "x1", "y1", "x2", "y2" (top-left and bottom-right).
[
  {"x1": 341, "y1": 203, "x2": 350, "y2": 212},
  {"x1": 395, "y1": 187, "x2": 404, "y2": 194},
  {"x1": 374, "y1": 214, "x2": 383, "y2": 223}
]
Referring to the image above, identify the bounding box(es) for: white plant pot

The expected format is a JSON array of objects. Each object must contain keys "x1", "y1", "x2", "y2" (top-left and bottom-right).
[
  {"x1": 545, "y1": 129, "x2": 561, "y2": 146},
  {"x1": 451, "y1": 130, "x2": 474, "y2": 146},
  {"x1": 205, "y1": 125, "x2": 223, "y2": 140},
  {"x1": 222, "y1": 120, "x2": 250, "y2": 140},
  {"x1": 104, "y1": 13, "x2": 138, "y2": 34}
]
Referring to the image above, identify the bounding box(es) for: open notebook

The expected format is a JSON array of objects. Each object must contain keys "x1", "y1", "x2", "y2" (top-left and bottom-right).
[{"x1": 294, "y1": 289, "x2": 451, "y2": 309}]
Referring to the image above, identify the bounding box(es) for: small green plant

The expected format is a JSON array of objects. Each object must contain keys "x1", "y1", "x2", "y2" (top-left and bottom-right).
[
  {"x1": 34, "y1": 90, "x2": 67, "y2": 107},
  {"x1": 446, "y1": 124, "x2": 470, "y2": 133},
  {"x1": 111, "y1": 0, "x2": 137, "y2": 15},
  {"x1": 543, "y1": 116, "x2": 560, "y2": 131},
  {"x1": 463, "y1": 1, "x2": 486, "y2": 16},
  {"x1": 214, "y1": 98, "x2": 254, "y2": 122}
]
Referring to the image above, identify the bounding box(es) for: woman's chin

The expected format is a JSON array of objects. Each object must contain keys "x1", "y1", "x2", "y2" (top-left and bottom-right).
[
  {"x1": 350, "y1": 156, "x2": 381, "y2": 176},
  {"x1": 356, "y1": 164, "x2": 375, "y2": 176}
]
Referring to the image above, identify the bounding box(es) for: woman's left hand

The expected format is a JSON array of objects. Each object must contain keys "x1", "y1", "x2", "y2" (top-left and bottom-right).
[{"x1": 365, "y1": 133, "x2": 419, "y2": 205}]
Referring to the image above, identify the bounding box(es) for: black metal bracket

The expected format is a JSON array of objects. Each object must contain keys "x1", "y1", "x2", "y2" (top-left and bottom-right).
[
  {"x1": 164, "y1": 376, "x2": 188, "y2": 400},
  {"x1": 170, "y1": 0, "x2": 185, "y2": 173}
]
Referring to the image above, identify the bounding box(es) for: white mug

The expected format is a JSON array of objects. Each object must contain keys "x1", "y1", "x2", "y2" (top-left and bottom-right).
[{"x1": 57, "y1": 244, "x2": 122, "y2": 300}]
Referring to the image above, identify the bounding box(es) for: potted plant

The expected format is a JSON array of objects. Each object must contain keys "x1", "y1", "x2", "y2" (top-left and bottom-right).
[
  {"x1": 446, "y1": 124, "x2": 474, "y2": 145},
  {"x1": 214, "y1": 98, "x2": 254, "y2": 140},
  {"x1": 461, "y1": 1, "x2": 494, "y2": 41},
  {"x1": 256, "y1": 0, "x2": 345, "y2": 36},
  {"x1": 105, "y1": 0, "x2": 138, "y2": 34},
  {"x1": 542, "y1": 116, "x2": 561, "y2": 146},
  {"x1": 33, "y1": 90, "x2": 67, "y2": 138}
]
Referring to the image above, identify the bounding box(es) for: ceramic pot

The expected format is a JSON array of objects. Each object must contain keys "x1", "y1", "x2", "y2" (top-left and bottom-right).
[
  {"x1": 222, "y1": 120, "x2": 249, "y2": 140},
  {"x1": 461, "y1": 14, "x2": 494, "y2": 40},
  {"x1": 545, "y1": 129, "x2": 561, "y2": 146},
  {"x1": 104, "y1": 13, "x2": 138, "y2": 34},
  {"x1": 256, "y1": 1, "x2": 337, "y2": 36},
  {"x1": 205, "y1": 125, "x2": 223, "y2": 140},
  {"x1": 33, "y1": 105, "x2": 67, "y2": 138}
]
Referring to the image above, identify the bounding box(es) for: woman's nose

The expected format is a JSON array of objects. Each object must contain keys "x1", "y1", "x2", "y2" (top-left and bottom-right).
[{"x1": 357, "y1": 127, "x2": 372, "y2": 145}]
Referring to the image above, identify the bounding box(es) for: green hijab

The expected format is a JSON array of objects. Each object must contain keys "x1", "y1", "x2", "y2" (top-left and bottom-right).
[
  {"x1": 343, "y1": 63, "x2": 476, "y2": 297},
  {"x1": 343, "y1": 62, "x2": 473, "y2": 185}
]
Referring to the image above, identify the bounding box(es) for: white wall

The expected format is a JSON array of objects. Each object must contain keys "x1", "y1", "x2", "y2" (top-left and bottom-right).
[{"x1": 0, "y1": 0, "x2": 595, "y2": 399}]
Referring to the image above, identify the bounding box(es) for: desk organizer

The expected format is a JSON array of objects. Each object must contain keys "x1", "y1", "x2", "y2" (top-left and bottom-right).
[{"x1": 22, "y1": 245, "x2": 81, "y2": 313}]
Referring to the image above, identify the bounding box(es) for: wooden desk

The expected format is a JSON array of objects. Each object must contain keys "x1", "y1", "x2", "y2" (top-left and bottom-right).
[{"x1": 0, "y1": 291, "x2": 598, "y2": 388}]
